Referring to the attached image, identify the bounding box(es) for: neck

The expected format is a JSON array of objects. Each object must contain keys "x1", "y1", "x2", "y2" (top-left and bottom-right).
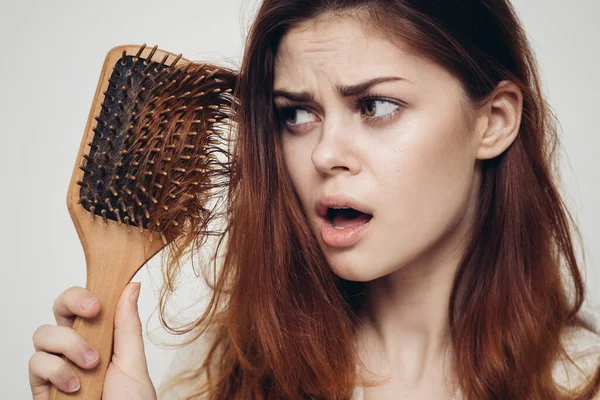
[{"x1": 356, "y1": 214, "x2": 472, "y2": 388}]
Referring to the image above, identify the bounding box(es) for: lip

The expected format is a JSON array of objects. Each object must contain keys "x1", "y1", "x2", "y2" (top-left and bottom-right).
[
  {"x1": 315, "y1": 193, "x2": 374, "y2": 248},
  {"x1": 315, "y1": 193, "x2": 374, "y2": 219},
  {"x1": 319, "y1": 215, "x2": 372, "y2": 248}
]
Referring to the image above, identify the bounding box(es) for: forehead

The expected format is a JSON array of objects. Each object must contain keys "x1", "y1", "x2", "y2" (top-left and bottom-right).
[{"x1": 273, "y1": 15, "x2": 442, "y2": 90}]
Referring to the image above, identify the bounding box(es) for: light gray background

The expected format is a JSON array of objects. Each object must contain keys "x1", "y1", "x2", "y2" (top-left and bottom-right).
[{"x1": 0, "y1": 0, "x2": 598, "y2": 397}]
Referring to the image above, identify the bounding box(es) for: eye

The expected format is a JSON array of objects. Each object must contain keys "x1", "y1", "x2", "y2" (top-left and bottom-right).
[
  {"x1": 279, "y1": 107, "x2": 317, "y2": 127},
  {"x1": 358, "y1": 98, "x2": 402, "y2": 123},
  {"x1": 274, "y1": 95, "x2": 405, "y2": 132}
]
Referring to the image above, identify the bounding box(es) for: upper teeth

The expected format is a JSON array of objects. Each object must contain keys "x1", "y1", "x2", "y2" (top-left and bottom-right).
[{"x1": 331, "y1": 206, "x2": 350, "y2": 209}]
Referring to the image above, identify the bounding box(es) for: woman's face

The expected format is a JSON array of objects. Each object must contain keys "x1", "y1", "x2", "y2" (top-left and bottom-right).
[{"x1": 273, "y1": 15, "x2": 481, "y2": 282}]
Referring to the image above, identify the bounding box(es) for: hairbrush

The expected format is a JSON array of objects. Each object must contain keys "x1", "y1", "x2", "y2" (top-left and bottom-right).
[{"x1": 49, "y1": 44, "x2": 237, "y2": 399}]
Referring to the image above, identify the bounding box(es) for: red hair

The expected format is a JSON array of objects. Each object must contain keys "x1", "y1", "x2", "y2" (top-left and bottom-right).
[{"x1": 158, "y1": 1, "x2": 600, "y2": 398}]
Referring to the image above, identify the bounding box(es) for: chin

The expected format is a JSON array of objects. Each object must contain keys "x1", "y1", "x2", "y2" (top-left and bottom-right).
[{"x1": 328, "y1": 263, "x2": 384, "y2": 283}]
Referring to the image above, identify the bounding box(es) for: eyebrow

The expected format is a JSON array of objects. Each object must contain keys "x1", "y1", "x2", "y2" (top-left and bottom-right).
[{"x1": 272, "y1": 76, "x2": 409, "y2": 102}]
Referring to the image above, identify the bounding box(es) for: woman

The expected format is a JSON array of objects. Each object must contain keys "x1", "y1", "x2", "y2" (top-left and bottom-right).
[{"x1": 29, "y1": 0, "x2": 600, "y2": 399}]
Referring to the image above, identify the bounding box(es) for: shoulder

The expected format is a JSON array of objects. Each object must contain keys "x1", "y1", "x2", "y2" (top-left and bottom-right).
[{"x1": 553, "y1": 324, "x2": 600, "y2": 394}]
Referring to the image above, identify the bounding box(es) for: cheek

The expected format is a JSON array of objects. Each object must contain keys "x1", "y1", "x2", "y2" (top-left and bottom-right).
[{"x1": 374, "y1": 119, "x2": 475, "y2": 257}]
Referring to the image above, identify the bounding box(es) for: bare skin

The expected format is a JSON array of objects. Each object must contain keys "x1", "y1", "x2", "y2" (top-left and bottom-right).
[
  {"x1": 28, "y1": 283, "x2": 156, "y2": 399},
  {"x1": 274, "y1": 13, "x2": 522, "y2": 399}
]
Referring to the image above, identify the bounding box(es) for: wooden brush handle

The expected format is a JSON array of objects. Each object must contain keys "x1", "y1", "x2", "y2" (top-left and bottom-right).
[
  {"x1": 48, "y1": 227, "x2": 161, "y2": 399},
  {"x1": 49, "y1": 281, "x2": 125, "y2": 399}
]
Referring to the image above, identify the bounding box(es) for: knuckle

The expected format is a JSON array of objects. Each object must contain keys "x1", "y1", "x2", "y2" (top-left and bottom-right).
[
  {"x1": 60, "y1": 286, "x2": 83, "y2": 302},
  {"x1": 54, "y1": 287, "x2": 73, "y2": 307},
  {"x1": 49, "y1": 359, "x2": 70, "y2": 380},
  {"x1": 53, "y1": 286, "x2": 97, "y2": 322},
  {"x1": 28, "y1": 351, "x2": 41, "y2": 370},
  {"x1": 73, "y1": 286, "x2": 91, "y2": 299},
  {"x1": 52, "y1": 303, "x2": 60, "y2": 318},
  {"x1": 63, "y1": 328, "x2": 83, "y2": 349},
  {"x1": 70, "y1": 286, "x2": 88, "y2": 301},
  {"x1": 32, "y1": 324, "x2": 49, "y2": 344},
  {"x1": 52, "y1": 297, "x2": 65, "y2": 320},
  {"x1": 52, "y1": 293, "x2": 61, "y2": 309}
]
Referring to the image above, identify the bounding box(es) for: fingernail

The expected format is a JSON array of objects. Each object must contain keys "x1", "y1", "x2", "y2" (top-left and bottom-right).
[
  {"x1": 81, "y1": 296, "x2": 98, "y2": 310},
  {"x1": 130, "y1": 282, "x2": 141, "y2": 304},
  {"x1": 83, "y1": 349, "x2": 98, "y2": 364},
  {"x1": 67, "y1": 377, "x2": 80, "y2": 392}
]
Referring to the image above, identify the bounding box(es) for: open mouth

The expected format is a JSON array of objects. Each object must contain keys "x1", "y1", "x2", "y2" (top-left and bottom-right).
[{"x1": 326, "y1": 207, "x2": 373, "y2": 229}]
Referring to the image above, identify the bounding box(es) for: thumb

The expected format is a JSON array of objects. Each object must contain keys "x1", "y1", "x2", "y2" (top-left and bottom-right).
[{"x1": 112, "y1": 282, "x2": 149, "y2": 376}]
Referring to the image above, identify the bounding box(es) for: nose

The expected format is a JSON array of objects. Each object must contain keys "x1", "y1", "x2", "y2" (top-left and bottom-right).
[{"x1": 311, "y1": 116, "x2": 363, "y2": 177}]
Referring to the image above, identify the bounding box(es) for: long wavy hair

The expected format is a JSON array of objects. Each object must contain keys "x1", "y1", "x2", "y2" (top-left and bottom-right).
[{"x1": 156, "y1": 0, "x2": 600, "y2": 398}]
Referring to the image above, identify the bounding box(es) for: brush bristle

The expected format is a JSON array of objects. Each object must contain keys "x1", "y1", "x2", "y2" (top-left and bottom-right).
[{"x1": 76, "y1": 44, "x2": 237, "y2": 244}]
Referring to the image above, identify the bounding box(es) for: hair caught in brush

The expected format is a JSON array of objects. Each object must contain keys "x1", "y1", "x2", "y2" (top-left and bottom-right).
[{"x1": 79, "y1": 44, "x2": 239, "y2": 248}]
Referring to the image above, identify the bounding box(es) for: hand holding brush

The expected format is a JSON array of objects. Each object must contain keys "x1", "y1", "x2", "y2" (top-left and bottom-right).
[{"x1": 30, "y1": 282, "x2": 155, "y2": 399}]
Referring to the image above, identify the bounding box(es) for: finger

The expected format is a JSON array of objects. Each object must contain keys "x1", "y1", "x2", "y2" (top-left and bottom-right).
[
  {"x1": 112, "y1": 282, "x2": 150, "y2": 375},
  {"x1": 32, "y1": 325, "x2": 99, "y2": 369},
  {"x1": 53, "y1": 286, "x2": 100, "y2": 327},
  {"x1": 29, "y1": 351, "x2": 81, "y2": 396}
]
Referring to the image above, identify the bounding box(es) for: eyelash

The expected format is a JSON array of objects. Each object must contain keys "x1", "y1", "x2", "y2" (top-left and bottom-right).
[{"x1": 275, "y1": 93, "x2": 404, "y2": 130}]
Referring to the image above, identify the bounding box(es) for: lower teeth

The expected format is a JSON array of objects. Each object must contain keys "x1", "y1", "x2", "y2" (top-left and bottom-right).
[{"x1": 334, "y1": 225, "x2": 346, "y2": 230}]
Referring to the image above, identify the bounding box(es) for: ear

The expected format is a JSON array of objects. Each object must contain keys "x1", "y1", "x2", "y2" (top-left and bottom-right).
[{"x1": 474, "y1": 80, "x2": 523, "y2": 160}]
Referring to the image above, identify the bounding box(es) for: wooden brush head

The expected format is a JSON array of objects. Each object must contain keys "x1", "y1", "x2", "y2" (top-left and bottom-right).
[{"x1": 67, "y1": 44, "x2": 237, "y2": 246}]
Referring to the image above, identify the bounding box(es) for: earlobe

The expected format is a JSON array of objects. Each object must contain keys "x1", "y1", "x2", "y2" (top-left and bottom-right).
[{"x1": 475, "y1": 80, "x2": 523, "y2": 160}]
